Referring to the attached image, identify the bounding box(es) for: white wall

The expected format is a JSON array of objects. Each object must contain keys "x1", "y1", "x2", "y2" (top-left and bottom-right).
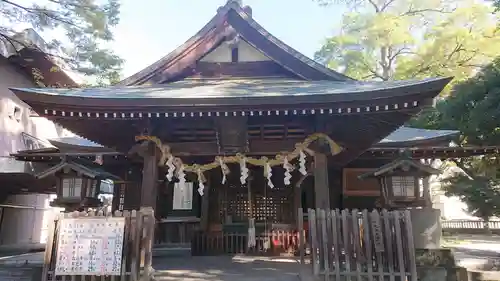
[{"x1": 0, "y1": 194, "x2": 63, "y2": 245}]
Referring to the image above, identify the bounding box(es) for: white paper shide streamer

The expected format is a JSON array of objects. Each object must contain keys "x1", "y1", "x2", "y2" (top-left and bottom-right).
[
  {"x1": 177, "y1": 164, "x2": 186, "y2": 186},
  {"x1": 166, "y1": 155, "x2": 175, "y2": 181},
  {"x1": 299, "y1": 150, "x2": 307, "y2": 176},
  {"x1": 240, "y1": 157, "x2": 249, "y2": 184},
  {"x1": 197, "y1": 168, "x2": 205, "y2": 196},
  {"x1": 283, "y1": 157, "x2": 292, "y2": 186},
  {"x1": 219, "y1": 158, "x2": 228, "y2": 184},
  {"x1": 265, "y1": 162, "x2": 274, "y2": 188}
]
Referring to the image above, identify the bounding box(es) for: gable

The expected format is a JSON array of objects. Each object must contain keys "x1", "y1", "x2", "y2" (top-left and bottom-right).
[
  {"x1": 167, "y1": 38, "x2": 301, "y2": 81},
  {"x1": 201, "y1": 40, "x2": 271, "y2": 63}
]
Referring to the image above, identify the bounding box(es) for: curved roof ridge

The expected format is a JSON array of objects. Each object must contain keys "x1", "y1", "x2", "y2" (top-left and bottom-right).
[
  {"x1": 116, "y1": 6, "x2": 227, "y2": 86},
  {"x1": 230, "y1": 6, "x2": 353, "y2": 81}
]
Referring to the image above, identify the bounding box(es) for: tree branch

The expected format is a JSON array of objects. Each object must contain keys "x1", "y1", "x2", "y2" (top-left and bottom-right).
[
  {"x1": 401, "y1": 7, "x2": 452, "y2": 17},
  {"x1": 367, "y1": 0, "x2": 381, "y2": 12},
  {"x1": 380, "y1": 0, "x2": 397, "y2": 12},
  {"x1": 452, "y1": 159, "x2": 478, "y2": 181},
  {"x1": 1, "y1": 0, "x2": 81, "y2": 28}
]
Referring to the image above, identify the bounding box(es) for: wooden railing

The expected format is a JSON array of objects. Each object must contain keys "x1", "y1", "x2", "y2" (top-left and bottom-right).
[
  {"x1": 191, "y1": 230, "x2": 299, "y2": 256},
  {"x1": 442, "y1": 219, "x2": 500, "y2": 229},
  {"x1": 442, "y1": 219, "x2": 500, "y2": 234},
  {"x1": 154, "y1": 218, "x2": 199, "y2": 247}
]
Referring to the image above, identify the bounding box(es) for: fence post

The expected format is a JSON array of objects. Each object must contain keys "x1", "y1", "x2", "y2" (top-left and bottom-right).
[
  {"x1": 404, "y1": 210, "x2": 418, "y2": 281},
  {"x1": 41, "y1": 214, "x2": 58, "y2": 281},
  {"x1": 308, "y1": 209, "x2": 320, "y2": 276},
  {"x1": 319, "y1": 209, "x2": 329, "y2": 281},
  {"x1": 298, "y1": 208, "x2": 305, "y2": 265}
]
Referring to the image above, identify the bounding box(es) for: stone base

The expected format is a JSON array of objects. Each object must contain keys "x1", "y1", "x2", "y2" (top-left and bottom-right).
[{"x1": 410, "y1": 208, "x2": 442, "y2": 249}]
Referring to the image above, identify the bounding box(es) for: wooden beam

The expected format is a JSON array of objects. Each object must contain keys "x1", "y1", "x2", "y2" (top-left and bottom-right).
[
  {"x1": 314, "y1": 153, "x2": 330, "y2": 210},
  {"x1": 168, "y1": 139, "x2": 353, "y2": 156}
]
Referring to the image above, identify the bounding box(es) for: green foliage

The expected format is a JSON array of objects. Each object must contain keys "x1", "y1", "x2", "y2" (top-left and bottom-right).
[
  {"x1": 315, "y1": 0, "x2": 500, "y2": 90},
  {"x1": 412, "y1": 57, "x2": 500, "y2": 146},
  {"x1": 0, "y1": 0, "x2": 123, "y2": 84},
  {"x1": 411, "y1": 57, "x2": 500, "y2": 220}
]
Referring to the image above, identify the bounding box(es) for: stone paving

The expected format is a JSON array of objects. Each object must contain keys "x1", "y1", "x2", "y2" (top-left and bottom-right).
[
  {"x1": 152, "y1": 256, "x2": 307, "y2": 281},
  {"x1": 1, "y1": 235, "x2": 500, "y2": 280}
]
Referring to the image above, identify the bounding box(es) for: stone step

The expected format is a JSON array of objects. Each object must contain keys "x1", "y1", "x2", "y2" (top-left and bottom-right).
[{"x1": 153, "y1": 244, "x2": 191, "y2": 258}]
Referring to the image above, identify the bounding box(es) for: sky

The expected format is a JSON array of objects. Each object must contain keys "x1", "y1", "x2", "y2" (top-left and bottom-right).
[{"x1": 111, "y1": 0, "x2": 346, "y2": 78}]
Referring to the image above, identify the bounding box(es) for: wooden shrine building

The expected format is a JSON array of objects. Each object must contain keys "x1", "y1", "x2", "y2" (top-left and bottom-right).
[{"x1": 7, "y1": 0, "x2": 496, "y2": 253}]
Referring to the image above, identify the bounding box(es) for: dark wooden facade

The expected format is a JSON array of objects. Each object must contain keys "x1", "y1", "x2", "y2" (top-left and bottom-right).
[{"x1": 8, "y1": 0, "x2": 472, "y2": 252}]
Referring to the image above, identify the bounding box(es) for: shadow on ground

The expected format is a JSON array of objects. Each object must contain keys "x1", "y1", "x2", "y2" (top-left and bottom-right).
[{"x1": 152, "y1": 256, "x2": 307, "y2": 281}]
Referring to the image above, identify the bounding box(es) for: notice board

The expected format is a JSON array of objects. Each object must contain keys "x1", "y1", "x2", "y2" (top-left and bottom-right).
[{"x1": 55, "y1": 217, "x2": 125, "y2": 276}]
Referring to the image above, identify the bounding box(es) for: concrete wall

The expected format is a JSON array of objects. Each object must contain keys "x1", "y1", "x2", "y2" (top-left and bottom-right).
[{"x1": 0, "y1": 58, "x2": 68, "y2": 247}]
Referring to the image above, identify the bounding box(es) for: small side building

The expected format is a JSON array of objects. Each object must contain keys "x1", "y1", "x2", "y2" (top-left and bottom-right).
[{"x1": 0, "y1": 29, "x2": 78, "y2": 249}]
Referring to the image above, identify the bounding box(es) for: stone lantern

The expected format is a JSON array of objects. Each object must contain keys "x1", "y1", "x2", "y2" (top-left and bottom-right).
[
  {"x1": 36, "y1": 157, "x2": 120, "y2": 211},
  {"x1": 359, "y1": 156, "x2": 440, "y2": 209}
]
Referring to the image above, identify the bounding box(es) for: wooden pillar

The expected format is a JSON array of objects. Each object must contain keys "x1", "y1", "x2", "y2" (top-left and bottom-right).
[
  {"x1": 422, "y1": 159, "x2": 432, "y2": 208},
  {"x1": 140, "y1": 142, "x2": 158, "y2": 209},
  {"x1": 314, "y1": 153, "x2": 330, "y2": 210}
]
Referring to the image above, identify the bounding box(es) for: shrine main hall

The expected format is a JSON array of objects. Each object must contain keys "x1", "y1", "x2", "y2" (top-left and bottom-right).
[{"x1": 8, "y1": 0, "x2": 491, "y2": 252}]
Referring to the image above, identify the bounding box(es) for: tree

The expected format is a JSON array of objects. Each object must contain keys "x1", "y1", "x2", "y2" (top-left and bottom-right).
[
  {"x1": 412, "y1": 57, "x2": 500, "y2": 222},
  {"x1": 314, "y1": 0, "x2": 500, "y2": 90},
  {"x1": 0, "y1": 0, "x2": 123, "y2": 84}
]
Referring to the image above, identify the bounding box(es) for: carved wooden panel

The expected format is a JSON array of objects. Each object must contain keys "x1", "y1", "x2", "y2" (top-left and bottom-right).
[
  {"x1": 343, "y1": 168, "x2": 381, "y2": 196},
  {"x1": 214, "y1": 116, "x2": 248, "y2": 154}
]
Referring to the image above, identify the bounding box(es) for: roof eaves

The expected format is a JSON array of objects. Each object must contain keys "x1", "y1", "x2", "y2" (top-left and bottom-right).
[{"x1": 375, "y1": 126, "x2": 460, "y2": 147}]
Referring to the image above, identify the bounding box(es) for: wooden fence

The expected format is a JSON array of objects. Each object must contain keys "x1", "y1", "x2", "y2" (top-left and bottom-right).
[
  {"x1": 191, "y1": 229, "x2": 299, "y2": 256},
  {"x1": 299, "y1": 208, "x2": 417, "y2": 281},
  {"x1": 42, "y1": 208, "x2": 155, "y2": 281}
]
